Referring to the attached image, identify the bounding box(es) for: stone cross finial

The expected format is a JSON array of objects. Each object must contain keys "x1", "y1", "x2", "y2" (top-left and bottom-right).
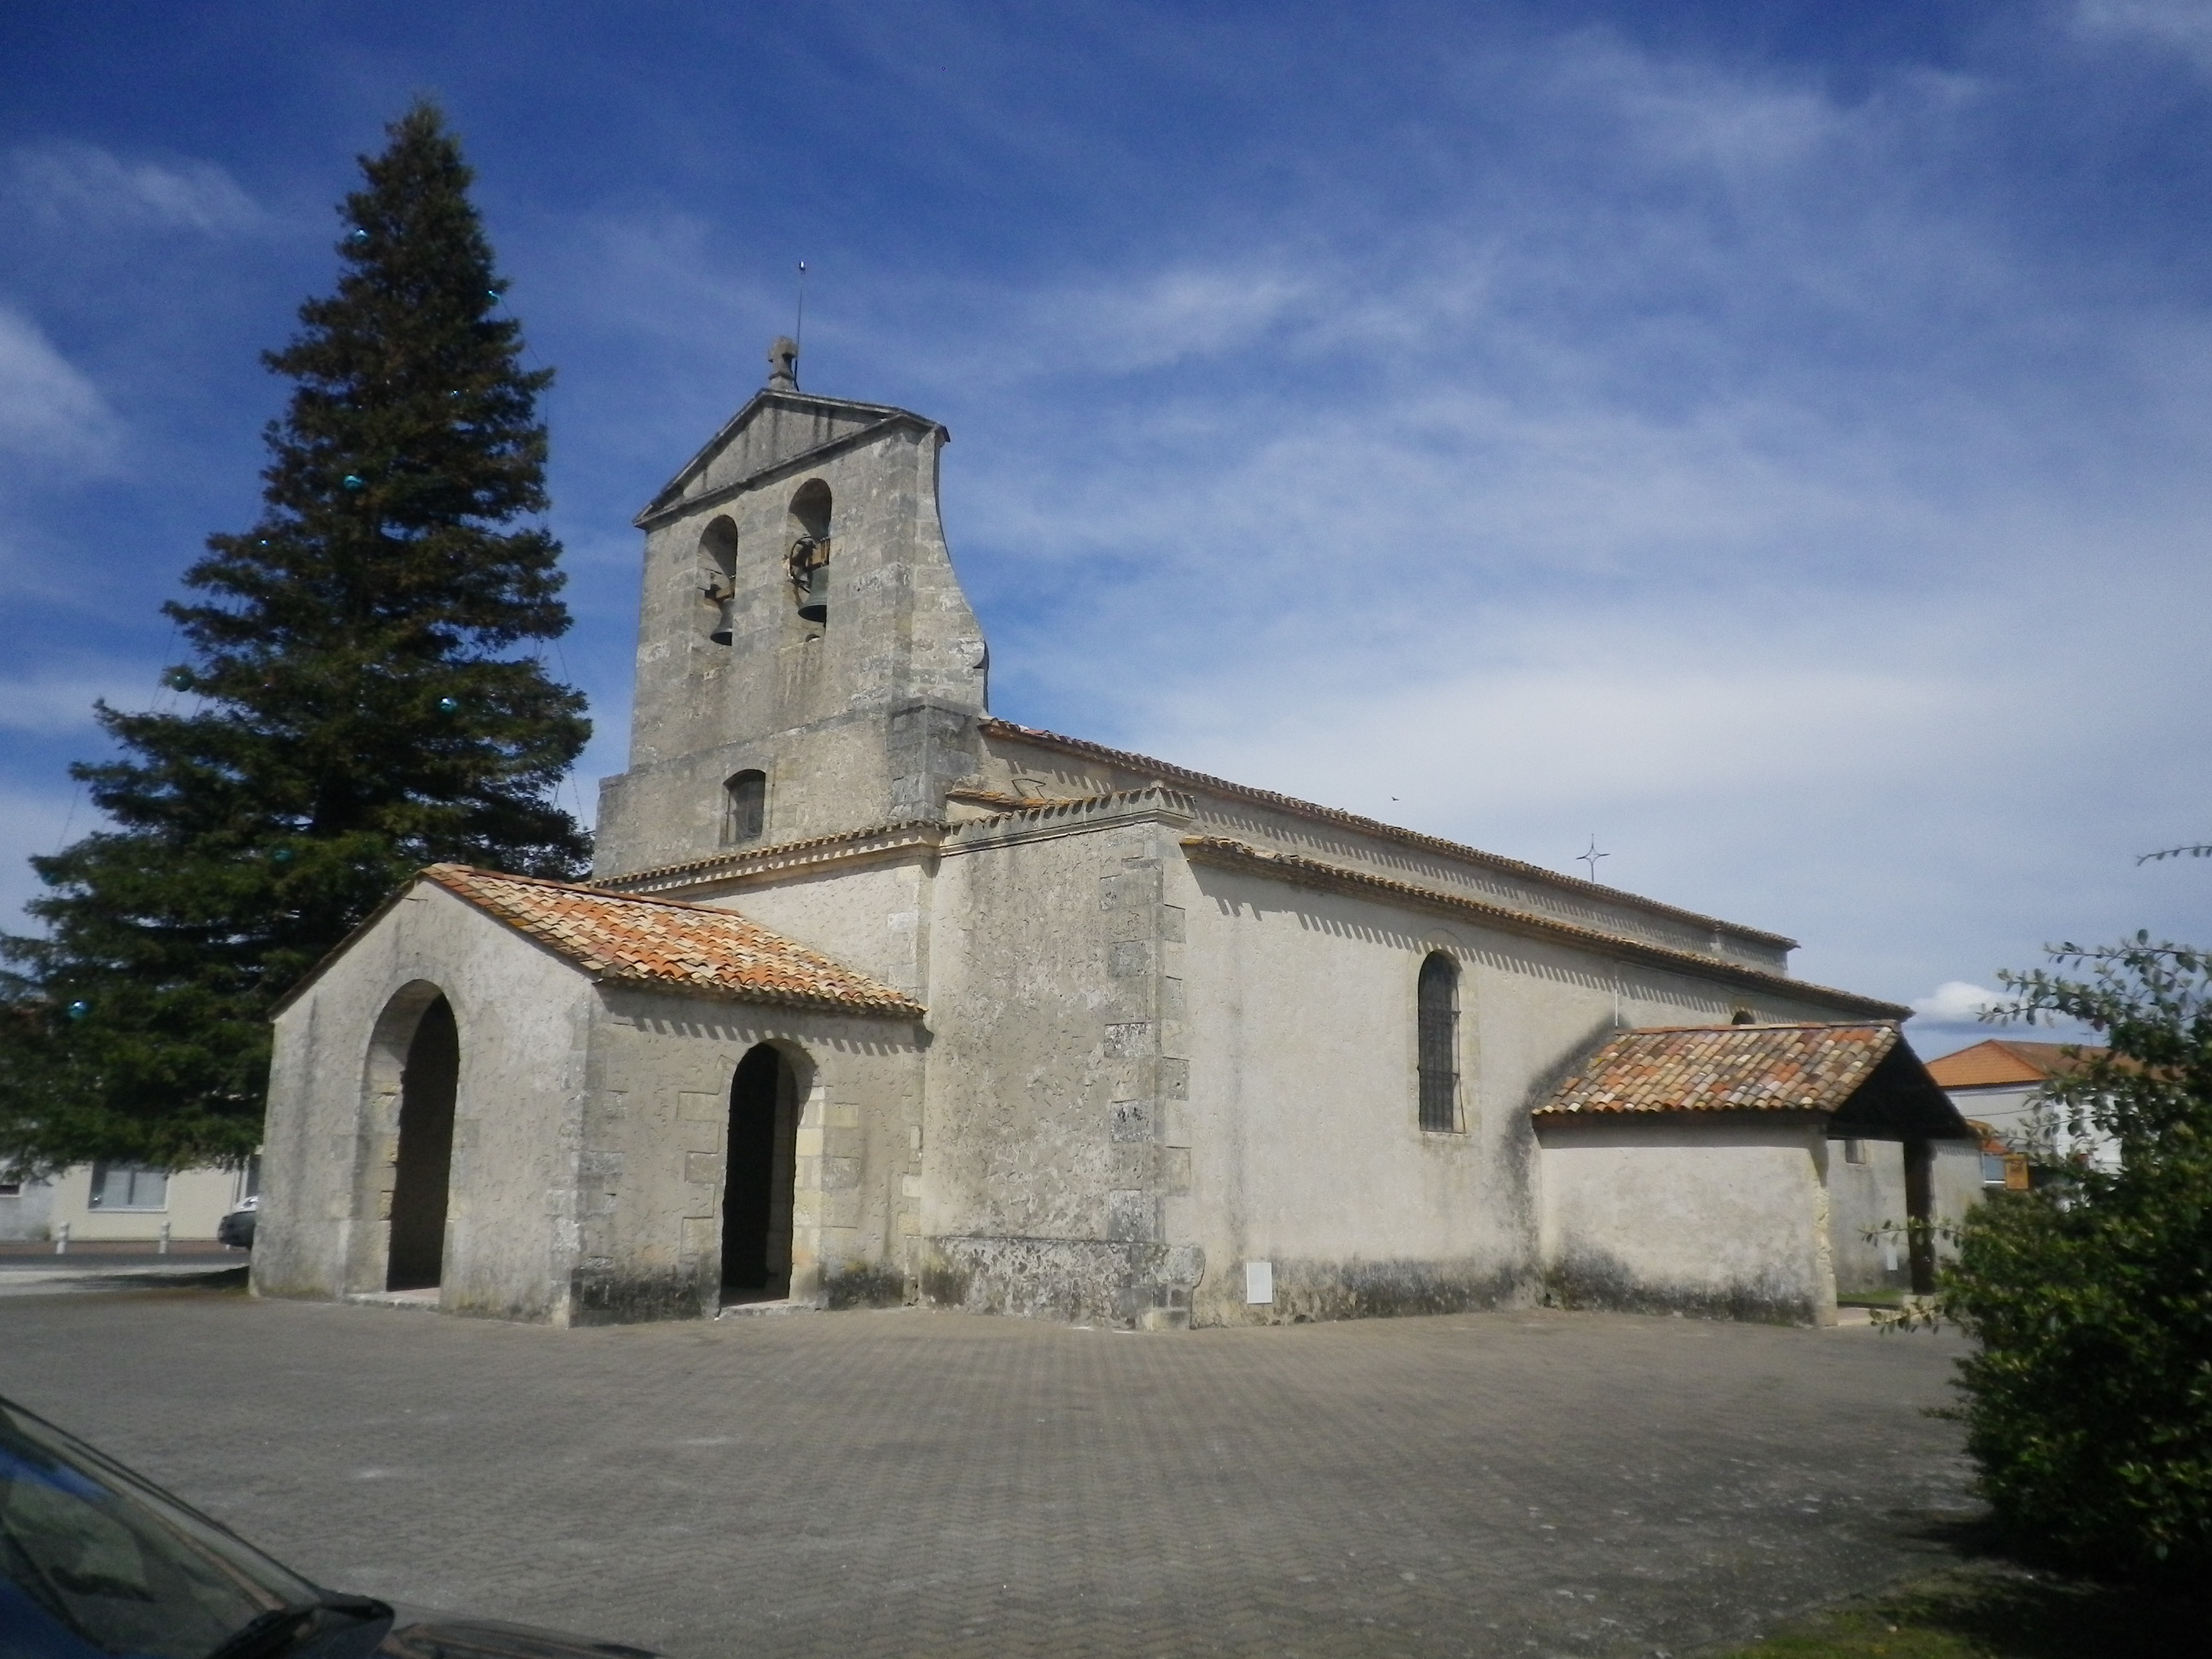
[{"x1": 767, "y1": 335, "x2": 799, "y2": 391}]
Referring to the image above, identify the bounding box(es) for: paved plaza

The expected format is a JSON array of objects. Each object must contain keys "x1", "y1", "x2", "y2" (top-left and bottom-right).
[{"x1": 0, "y1": 1289, "x2": 1980, "y2": 1657}]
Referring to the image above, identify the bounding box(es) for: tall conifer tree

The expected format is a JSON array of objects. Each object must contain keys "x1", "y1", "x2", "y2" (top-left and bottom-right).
[{"x1": 0, "y1": 102, "x2": 588, "y2": 1172}]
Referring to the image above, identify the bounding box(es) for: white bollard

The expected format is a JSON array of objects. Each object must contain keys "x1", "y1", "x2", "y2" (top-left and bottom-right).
[
  {"x1": 55, "y1": 1222, "x2": 68, "y2": 1256},
  {"x1": 158, "y1": 1221, "x2": 171, "y2": 1255}
]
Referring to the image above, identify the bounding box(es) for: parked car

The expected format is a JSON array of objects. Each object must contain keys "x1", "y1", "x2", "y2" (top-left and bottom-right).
[
  {"x1": 0, "y1": 1391, "x2": 660, "y2": 1658},
  {"x1": 217, "y1": 1197, "x2": 257, "y2": 1249}
]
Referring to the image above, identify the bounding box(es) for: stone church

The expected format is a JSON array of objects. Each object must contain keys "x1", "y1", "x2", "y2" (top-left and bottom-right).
[{"x1": 253, "y1": 341, "x2": 1975, "y2": 1330}]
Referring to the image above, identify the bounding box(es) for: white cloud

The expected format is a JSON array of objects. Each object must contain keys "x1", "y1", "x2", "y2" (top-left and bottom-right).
[
  {"x1": 4, "y1": 142, "x2": 262, "y2": 234},
  {"x1": 0, "y1": 306, "x2": 119, "y2": 470},
  {"x1": 0, "y1": 783, "x2": 79, "y2": 934},
  {"x1": 0, "y1": 667, "x2": 146, "y2": 736},
  {"x1": 1006, "y1": 265, "x2": 1320, "y2": 375},
  {"x1": 1912, "y1": 981, "x2": 2008, "y2": 1024},
  {"x1": 526, "y1": 15, "x2": 2212, "y2": 1016},
  {"x1": 2075, "y1": 0, "x2": 2212, "y2": 72},
  {"x1": 1122, "y1": 593, "x2": 2005, "y2": 821},
  {"x1": 1549, "y1": 26, "x2": 1852, "y2": 175}
]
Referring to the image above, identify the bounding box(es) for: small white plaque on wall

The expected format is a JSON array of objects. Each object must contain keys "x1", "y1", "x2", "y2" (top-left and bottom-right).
[{"x1": 1243, "y1": 1260, "x2": 1274, "y2": 1305}]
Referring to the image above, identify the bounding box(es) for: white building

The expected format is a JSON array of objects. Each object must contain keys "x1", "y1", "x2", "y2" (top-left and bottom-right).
[
  {"x1": 1, "y1": 1161, "x2": 255, "y2": 1244},
  {"x1": 0, "y1": 1171, "x2": 53, "y2": 1242},
  {"x1": 253, "y1": 341, "x2": 1975, "y2": 1330},
  {"x1": 1925, "y1": 1038, "x2": 2113, "y2": 1179}
]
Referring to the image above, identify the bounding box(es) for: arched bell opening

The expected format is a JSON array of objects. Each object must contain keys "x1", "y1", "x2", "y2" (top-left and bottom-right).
[
  {"x1": 698, "y1": 516, "x2": 739, "y2": 645},
  {"x1": 722, "y1": 1043, "x2": 802, "y2": 1303},
  {"x1": 786, "y1": 480, "x2": 832, "y2": 631},
  {"x1": 386, "y1": 995, "x2": 459, "y2": 1291}
]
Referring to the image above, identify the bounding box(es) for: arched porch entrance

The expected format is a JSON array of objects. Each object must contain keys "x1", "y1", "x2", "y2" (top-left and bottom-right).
[
  {"x1": 722, "y1": 1043, "x2": 800, "y2": 1303},
  {"x1": 387, "y1": 996, "x2": 458, "y2": 1291}
]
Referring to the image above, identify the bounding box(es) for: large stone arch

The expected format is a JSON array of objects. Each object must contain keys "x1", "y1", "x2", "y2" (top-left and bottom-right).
[
  {"x1": 354, "y1": 981, "x2": 458, "y2": 1295},
  {"x1": 720, "y1": 1039, "x2": 818, "y2": 1303}
]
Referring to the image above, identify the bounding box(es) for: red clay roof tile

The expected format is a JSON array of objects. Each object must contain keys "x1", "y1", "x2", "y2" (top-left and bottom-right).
[
  {"x1": 422, "y1": 864, "x2": 922, "y2": 1017},
  {"x1": 1536, "y1": 1022, "x2": 1901, "y2": 1116},
  {"x1": 1923, "y1": 1038, "x2": 2104, "y2": 1089}
]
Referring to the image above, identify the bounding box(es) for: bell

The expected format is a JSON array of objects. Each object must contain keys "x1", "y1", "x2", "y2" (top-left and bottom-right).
[
  {"x1": 701, "y1": 572, "x2": 736, "y2": 645},
  {"x1": 797, "y1": 559, "x2": 829, "y2": 626}
]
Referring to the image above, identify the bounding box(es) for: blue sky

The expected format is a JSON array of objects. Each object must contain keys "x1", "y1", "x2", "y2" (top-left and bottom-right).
[{"x1": 3, "y1": 1, "x2": 2209, "y2": 1049}]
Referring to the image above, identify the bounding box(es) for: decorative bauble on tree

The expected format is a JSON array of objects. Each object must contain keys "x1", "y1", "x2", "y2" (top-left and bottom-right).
[{"x1": 0, "y1": 102, "x2": 589, "y2": 1173}]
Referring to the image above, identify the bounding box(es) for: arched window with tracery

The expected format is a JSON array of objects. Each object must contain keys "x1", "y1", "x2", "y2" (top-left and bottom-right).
[
  {"x1": 1417, "y1": 952, "x2": 1460, "y2": 1132},
  {"x1": 722, "y1": 769, "x2": 766, "y2": 846}
]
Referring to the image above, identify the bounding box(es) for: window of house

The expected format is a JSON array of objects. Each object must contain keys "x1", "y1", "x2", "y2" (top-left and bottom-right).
[
  {"x1": 1417, "y1": 952, "x2": 1459, "y2": 1132},
  {"x1": 722, "y1": 770, "x2": 767, "y2": 846},
  {"x1": 1843, "y1": 1138, "x2": 1867, "y2": 1165},
  {"x1": 1980, "y1": 1152, "x2": 2009, "y2": 1187},
  {"x1": 0, "y1": 1176, "x2": 21, "y2": 1196},
  {"x1": 87, "y1": 1163, "x2": 168, "y2": 1210}
]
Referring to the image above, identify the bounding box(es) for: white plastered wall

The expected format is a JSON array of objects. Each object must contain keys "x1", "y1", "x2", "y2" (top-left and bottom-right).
[
  {"x1": 1536, "y1": 1115, "x2": 1838, "y2": 1325},
  {"x1": 254, "y1": 883, "x2": 596, "y2": 1320},
  {"x1": 1179, "y1": 852, "x2": 1889, "y2": 1327}
]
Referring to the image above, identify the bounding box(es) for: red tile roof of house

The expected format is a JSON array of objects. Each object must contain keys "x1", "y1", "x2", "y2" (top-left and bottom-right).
[
  {"x1": 1924, "y1": 1038, "x2": 2104, "y2": 1089},
  {"x1": 422, "y1": 864, "x2": 923, "y2": 1017},
  {"x1": 1536, "y1": 1022, "x2": 1902, "y2": 1116}
]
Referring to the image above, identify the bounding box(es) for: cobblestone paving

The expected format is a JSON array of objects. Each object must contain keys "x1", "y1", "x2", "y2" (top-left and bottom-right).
[{"x1": 0, "y1": 1292, "x2": 1978, "y2": 1657}]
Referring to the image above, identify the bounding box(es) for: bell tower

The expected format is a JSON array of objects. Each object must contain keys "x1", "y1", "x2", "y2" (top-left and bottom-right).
[{"x1": 591, "y1": 341, "x2": 990, "y2": 878}]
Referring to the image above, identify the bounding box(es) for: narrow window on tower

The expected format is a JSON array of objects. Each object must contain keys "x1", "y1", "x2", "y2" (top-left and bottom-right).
[
  {"x1": 1417, "y1": 952, "x2": 1460, "y2": 1132},
  {"x1": 786, "y1": 479, "x2": 832, "y2": 632},
  {"x1": 699, "y1": 517, "x2": 739, "y2": 644},
  {"x1": 722, "y1": 770, "x2": 767, "y2": 846}
]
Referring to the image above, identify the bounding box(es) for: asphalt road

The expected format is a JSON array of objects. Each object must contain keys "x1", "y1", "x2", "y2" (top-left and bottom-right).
[{"x1": 0, "y1": 1289, "x2": 1980, "y2": 1658}]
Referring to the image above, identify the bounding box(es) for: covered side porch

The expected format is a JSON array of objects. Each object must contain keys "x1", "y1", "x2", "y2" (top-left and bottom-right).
[{"x1": 1534, "y1": 1022, "x2": 1975, "y2": 1325}]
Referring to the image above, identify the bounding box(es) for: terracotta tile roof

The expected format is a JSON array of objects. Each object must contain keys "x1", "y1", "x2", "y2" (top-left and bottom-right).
[
  {"x1": 1536, "y1": 1022, "x2": 1903, "y2": 1116},
  {"x1": 1181, "y1": 836, "x2": 1912, "y2": 1019},
  {"x1": 422, "y1": 864, "x2": 922, "y2": 1017},
  {"x1": 1924, "y1": 1038, "x2": 2104, "y2": 1090},
  {"x1": 983, "y1": 719, "x2": 1798, "y2": 950}
]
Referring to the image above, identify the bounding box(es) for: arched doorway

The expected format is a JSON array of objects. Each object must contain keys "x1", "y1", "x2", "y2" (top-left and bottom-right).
[
  {"x1": 723, "y1": 1044, "x2": 800, "y2": 1302},
  {"x1": 387, "y1": 996, "x2": 458, "y2": 1291}
]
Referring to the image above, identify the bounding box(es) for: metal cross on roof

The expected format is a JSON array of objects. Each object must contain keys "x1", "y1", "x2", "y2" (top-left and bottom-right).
[{"x1": 1578, "y1": 835, "x2": 1610, "y2": 882}]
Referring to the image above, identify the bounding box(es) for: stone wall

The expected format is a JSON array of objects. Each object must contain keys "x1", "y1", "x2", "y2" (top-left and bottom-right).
[
  {"x1": 574, "y1": 990, "x2": 923, "y2": 1322},
  {"x1": 597, "y1": 407, "x2": 987, "y2": 878},
  {"x1": 917, "y1": 792, "x2": 1203, "y2": 1328},
  {"x1": 257, "y1": 881, "x2": 926, "y2": 1324},
  {"x1": 256, "y1": 883, "x2": 593, "y2": 1321}
]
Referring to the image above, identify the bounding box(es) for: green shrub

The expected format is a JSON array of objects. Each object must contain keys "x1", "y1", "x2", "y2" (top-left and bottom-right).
[{"x1": 1934, "y1": 936, "x2": 2212, "y2": 1583}]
